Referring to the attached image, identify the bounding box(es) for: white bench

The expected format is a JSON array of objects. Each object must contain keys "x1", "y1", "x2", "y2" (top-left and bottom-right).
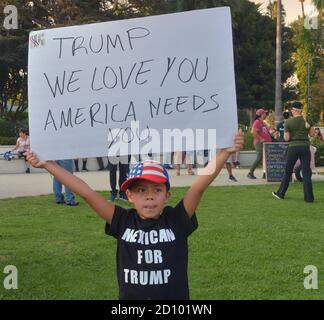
[{"x1": 0, "y1": 146, "x2": 111, "y2": 174}]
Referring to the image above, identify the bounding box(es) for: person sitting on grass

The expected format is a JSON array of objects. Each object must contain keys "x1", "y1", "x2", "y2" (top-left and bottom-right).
[{"x1": 25, "y1": 130, "x2": 244, "y2": 300}]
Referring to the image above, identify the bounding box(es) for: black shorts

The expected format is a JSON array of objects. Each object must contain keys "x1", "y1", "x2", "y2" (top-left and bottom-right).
[{"x1": 18, "y1": 151, "x2": 27, "y2": 161}]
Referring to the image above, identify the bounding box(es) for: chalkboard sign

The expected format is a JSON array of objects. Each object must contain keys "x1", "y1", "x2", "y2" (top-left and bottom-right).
[{"x1": 264, "y1": 142, "x2": 289, "y2": 182}]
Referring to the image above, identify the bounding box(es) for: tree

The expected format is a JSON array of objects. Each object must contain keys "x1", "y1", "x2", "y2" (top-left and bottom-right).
[
  {"x1": 266, "y1": 0, "x2": 286, "y2": 21},
  {"x1": 0, "y1": 0, "x2": 109, "y2": 127},
  {"x1": 0, "y1": 0, "x2": 296, "y2": 131},
  {"x1": 311, "y1": 0, "x2": 324, "y2": 11},
  {"x1": 310, "y1": 68, "x2": 324, "y2": 122},
  {"x1": 290, "y1": 11, "x2": 323, "y2": 123}
]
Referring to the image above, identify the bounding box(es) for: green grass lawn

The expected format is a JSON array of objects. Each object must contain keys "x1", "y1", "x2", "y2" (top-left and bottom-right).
[{"x1": 1, "y1": 182, "x2": 324, "y2": 300}]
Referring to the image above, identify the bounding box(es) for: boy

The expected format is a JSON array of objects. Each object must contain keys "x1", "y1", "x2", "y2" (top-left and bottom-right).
[{"x1": 26, "y1": 130, "x2": 244, "y2": 300}]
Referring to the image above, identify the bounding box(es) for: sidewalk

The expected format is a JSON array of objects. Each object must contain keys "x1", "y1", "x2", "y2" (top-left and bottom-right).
[{"x1": 1, "y1": 167, "x2": 324, "y2": 199}]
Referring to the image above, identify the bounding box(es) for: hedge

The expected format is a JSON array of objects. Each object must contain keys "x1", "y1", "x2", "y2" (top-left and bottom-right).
[
  {"x1": 0, "y1": 136, "x2": 16, "y2": 145},
  {"x1": 243, "y1": 131, "x2": 254, "y2": 151},
  {"x1": 0, "y1": 117, "x2": 28, "y2": 137}
]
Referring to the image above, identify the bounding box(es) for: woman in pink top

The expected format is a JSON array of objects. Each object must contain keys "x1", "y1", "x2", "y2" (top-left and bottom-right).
[{"x1": 247, "y1": 109, "x2": 272, "y2": 179}]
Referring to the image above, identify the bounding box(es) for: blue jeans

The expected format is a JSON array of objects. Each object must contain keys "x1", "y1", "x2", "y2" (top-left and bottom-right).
[{"x1": 53, "y1": 160, "x2": 75, "y2": 203}]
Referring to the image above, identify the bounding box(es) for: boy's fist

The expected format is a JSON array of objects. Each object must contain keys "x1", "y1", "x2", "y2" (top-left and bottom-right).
[
  {"x1": 226, "y1": 129, "x2": 244, "y2": 153},
  {"x1": 25, "y1": 150, "x2": 47, "y2": 168}
]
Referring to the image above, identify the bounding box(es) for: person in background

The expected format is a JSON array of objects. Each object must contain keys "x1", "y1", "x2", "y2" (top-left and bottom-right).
[
  {"x1": 97, "y1": 157, "x2": 109, "y2": 171},
  {"x1": 53, "y1": 159, "x2": 79, "y2": 206},
  {"x1": 232, "y1": 151, "x2": 240, "y2": 168},
  {"x1": 312, "y1": 128, "x2": 324, "y2": 143},
  {"x1": 74, "y1": 158, "x2": 88, "y2": 172},
  {"x1": 294, "y1": 127, "x2": 323, "y2": 182},
  {"x1": 12, "y1": 128, "x2": 31, "y2": 173},
  {"x1": 276, "y1": 111, "x2": 291, "y2": 142},
  {"x1": 174, "y1": 151, "x2": 194, "y2": 176},
  {"x1": 163, "y1": 152, "x2": 174, "y2": 169},
  {"x1": 108, "y1": 155, "x2": 131, "y2": 202},
  {"x1": 272, "y1": 101, "x2": 314, "y2": 203},
  {"x1": 247, "y1": 109, "x2": 272, "y2": 179},
  {"x1": 205, "y1": 149, "x2": 237, "y2": 182}
]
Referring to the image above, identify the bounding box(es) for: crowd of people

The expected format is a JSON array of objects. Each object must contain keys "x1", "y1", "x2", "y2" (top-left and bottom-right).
[
  {"x1": 8, "y1": 103, "x2": 324, "y2": 206},
  {"x1": 5, "y1": 128, "x2": 242, "y2": 205},
  {"x1": 237, "y1": 101, "x2": 322, "y2": 203}
]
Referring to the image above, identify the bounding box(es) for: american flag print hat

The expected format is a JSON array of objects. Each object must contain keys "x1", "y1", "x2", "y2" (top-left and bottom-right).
[{"x1": 121, "y1": 160, "x2": 170, "y2": 191}]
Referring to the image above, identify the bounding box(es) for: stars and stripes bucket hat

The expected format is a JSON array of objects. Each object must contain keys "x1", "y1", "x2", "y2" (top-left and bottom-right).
[{"x1": 121, "y1": 160, "x2": 170, "y2": 192}]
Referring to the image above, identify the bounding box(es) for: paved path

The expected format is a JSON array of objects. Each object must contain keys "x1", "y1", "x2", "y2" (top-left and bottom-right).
[{"x1": 1, "y1": 167, "x2": 324, "y2": 199}]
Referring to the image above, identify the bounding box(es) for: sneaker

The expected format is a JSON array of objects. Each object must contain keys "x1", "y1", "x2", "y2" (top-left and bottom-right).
[
  {"x1": 233, "y1": 161, "x2": 240, "y2": 167},
  {"x1": 272, "y1": 192, "x2": 283, "y2": 200},
  {"x1": 109, "y1": 193, "x2": 117, "y2": 202},
  {"x1": 247, "y1": 172, "x2": 256, "y2": 179},
  {"x1": 56, "y1": 195, "x2": 65, "y2": 204},
  {"x1": 229, "y1": 175, "x2": 237, "y2": 182},
  {"x1": 82, "y1": 168, "x2": 88, "y2": 172},
  {"x1": 66, "y1": 201, "x2": 79, "y2": 206},
  {"x1": 119, "y1": 193, "x2": 128, "y2": 202}
]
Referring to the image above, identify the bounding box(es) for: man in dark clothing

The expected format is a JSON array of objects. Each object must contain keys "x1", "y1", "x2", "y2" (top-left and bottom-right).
[{"x1": 272, "y1": 101, "x2": 314, "y2": 203}]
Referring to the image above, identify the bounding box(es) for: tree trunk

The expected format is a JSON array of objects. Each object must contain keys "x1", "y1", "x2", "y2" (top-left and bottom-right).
[
  {"x1": 300, "y1": 0, "x2": 305, "y2": 18},
  {"x1": 275, "y1": 0, "x2": 282, "y2": 125}
]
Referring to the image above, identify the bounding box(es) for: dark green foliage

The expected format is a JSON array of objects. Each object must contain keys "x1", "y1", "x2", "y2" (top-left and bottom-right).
[
  {"x1": 0, "y1": 136, "x2": 16, "y2": 144},
  {"x1": 290, "y1": 16, "x2": 323, "y2": 123},
  {"x1": 0, "y1": 116, "x2": 28, "y2": 137},
  {"x1": 238, "y1": 109, "x2": 250, "y2": 126},
  {"x1": 243, "y1": 129, "x2": 254, "y2": 151}
]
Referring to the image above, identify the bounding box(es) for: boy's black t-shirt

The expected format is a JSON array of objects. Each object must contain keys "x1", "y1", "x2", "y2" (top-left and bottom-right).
[{"x1": 105, "y1": 200, "x2": 198, "y2": 300}]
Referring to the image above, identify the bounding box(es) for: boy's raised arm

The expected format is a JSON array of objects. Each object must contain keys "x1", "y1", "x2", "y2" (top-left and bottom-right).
[
  {"x1": 26, "y1": 151, "x2": 115, "y2": 224},
  {"x1": 183, "y1": 130, "x2": 244, "y2": 218}
]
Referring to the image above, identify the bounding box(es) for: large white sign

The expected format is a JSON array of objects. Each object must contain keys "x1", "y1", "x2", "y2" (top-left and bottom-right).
[{"x1": 28, "y1": 7, "x2": 238, "y2": 160}]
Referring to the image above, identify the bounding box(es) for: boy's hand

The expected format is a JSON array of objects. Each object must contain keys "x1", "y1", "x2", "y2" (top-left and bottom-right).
[
  {"x1": 25, "y1": 150, "x2": 48, "y2": 168},
  {"x1": 225, "y1": 129, "x2": 244, "y2": 153}
]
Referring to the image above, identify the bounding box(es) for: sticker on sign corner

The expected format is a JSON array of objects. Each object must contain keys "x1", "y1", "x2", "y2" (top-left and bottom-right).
[{"x1": 30, "y1": 33, "x2": 45, "y2": 49}]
